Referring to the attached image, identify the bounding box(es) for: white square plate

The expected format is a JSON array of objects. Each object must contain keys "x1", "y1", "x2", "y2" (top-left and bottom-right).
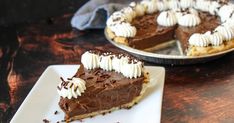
[{"x1": 10, "y1": 65, "x2": 165, "y2": 123}]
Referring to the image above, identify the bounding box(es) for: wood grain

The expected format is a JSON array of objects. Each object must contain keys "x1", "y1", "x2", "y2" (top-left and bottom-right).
[{"x1": 0, "y1": 14, "x2": 234, "y2": 123}]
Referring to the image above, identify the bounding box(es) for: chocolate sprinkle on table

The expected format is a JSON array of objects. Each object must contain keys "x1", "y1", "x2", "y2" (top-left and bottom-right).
[
  {"x1": 43, "y1": 119, "x2": 50, "y2": 123},
  {"x1": 54, "y1": 110, "x2": 58, "y2": 115}
]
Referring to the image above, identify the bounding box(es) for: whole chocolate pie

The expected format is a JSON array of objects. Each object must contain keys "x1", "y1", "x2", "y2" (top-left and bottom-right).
[
  {"x1": 106, "y1": 0, "x2": 234, "y2": 56},
  {"x1": 57, "y1": 50, "x2": 149, "y2": 122}
]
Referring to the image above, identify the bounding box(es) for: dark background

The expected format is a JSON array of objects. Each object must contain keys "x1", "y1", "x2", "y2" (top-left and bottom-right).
[{"x1": 0, "y1": 0, "x2": 87, "y2": 26}]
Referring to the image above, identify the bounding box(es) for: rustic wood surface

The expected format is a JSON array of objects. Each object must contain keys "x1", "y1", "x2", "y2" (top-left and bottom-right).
[{"x1": 0, "y1": 15, "x2": 234, "y2": 123}]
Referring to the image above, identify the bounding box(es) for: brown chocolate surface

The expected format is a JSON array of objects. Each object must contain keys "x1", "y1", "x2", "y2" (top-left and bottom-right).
[
  {"x1": 59, "y1": 64, "x2": 144, "y2": 119},
  {"x1": 175, "y1": 12, "x2": 220, "y2": 51},
  {"x1": 129, "y1": 13, "x2": 176, "y2": 49},
  {"x1": 129, "y1": 11, "x2": 221, "y2": 51}
]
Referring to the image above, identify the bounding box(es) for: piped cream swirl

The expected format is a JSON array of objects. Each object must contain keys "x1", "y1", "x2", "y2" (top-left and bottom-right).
[
  {"x1": 215, "y1": 25, "x2": 234, "y2": 41},
  {"x1": 209, "y1": 1, "x2": 221, "y2": 15},
  {"x1": 121, "y1": 61, "x2": 143, "y2": 79},
  {"x1": 141, "y1": 0, "x2": 157, "y2": 14},
  {"x1": 121, "y1": 7, "x2": 137, "y2": 20},
  {"x1": 178, "y1": 14, "x2": 201, "y2": 27},
  {"x1": 157, "y1": 11, "x2": 177, "y2": 27},
  {"x1": 130, "y1": 2, "x2": 146, "y2": 17},
  {"x1": 205, "y1": 31, "x2": 224, "y2": 46},
  {"x1": 218, "y1": 4, "x2": 234, "y2": 22},
  {"x1": 179, "y1": 0, "x2": 194, "y2": 9},
  {"x1": 57, "y1": 77, "x2": 86, "y2": 99},
  {"x1": 81, "y1": 51, "x2": 144, "y2": 79},
  {"x1": 81, "y1": 51, "x2": 99, "y2": 70},
  {"x1": 189, "y1": 33, "x2": 210, "y2": 47},
  {"x1": 168, "y1": 0, "x2": 180, "y2": 10},
  {"x1": 100, "y1": 53, "x2": 113, "y2": 71},
  {"x1": 109, "y1": 22, "x2": 137, "y2": 37},
  {"x1": 112, "y1": 55, "x2": 129, "y2": 73},
  {"x1": 195, "y1": 0, "x2": 210, "y2": 12},
  {"x1": 156, "y1": 0, "x2": 168, "y2": 11}
]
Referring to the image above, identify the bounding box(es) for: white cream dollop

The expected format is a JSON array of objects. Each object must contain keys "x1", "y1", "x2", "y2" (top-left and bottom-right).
[
  {"x1": 178, "y1": 14, "x2": 201, "y2": 27},
  {"x1": 141, "y1": 0, "x2": 157, "y2": 14},
  {"x1": 81, "y1": 51, "x2": 99, "y2": 70},
  {"x1": 109, "y1": 22, "x2": 137, "y2": 37},
  {"x1": 99, "y1": 54, "x2": 113, "y2": 71},
  {"x1": 106, "y1": 15, "x2": 125, "y2": 27},
  {"x1": 195, "y1": 0, "x2": 210, "y2": 12},
  {"x1": 174, "y1": 8, "x2": 198, "y2": 19},
  {"x1": 81, "y1": 51, "x2": 145, "y2": 79},
  {"x1": 57, "y1": 77, "x2": 86, "y2": 99},
  {"x1": 222, "y1": 19, "x2": 234, "y2": 28},
  {"x1": 215, "y1": 25, "x2": 234, "y2": 41},
  {"x1": 218, "y1": 4, "x2": 234, "y2": 22},
  {"x1": 209, "y1": 1, "x2": 221, "y2": 15},
  {"x1": 179, "y1": 0, "x2": 194, "y2": 9},
  {"x1": 121, "y1": 61, "x2": 143, "y2": 79},
  {"x1": 167, "y1": 0, "x2": 180, "y2": 10},
  {"x1": 189, "y1": 33, "x2": 210, "y2": 47},
  {"x1": 130, "y1": 2, "x2": 146, "y2": 17},
  {"x1": 121, "y1": 7, "x2": 137, "y2": 20},
  {"x1": 205, "y1": 31, "x2": 224, "y2": 46},
  {"x1": 157, "y1": 11, "x2": 177, "y2": 27},
  {"x1": 156, "y1": 0, "x2": 168, "y2": 11},
  {"x1": 112, "y1": 56, "x2": 129, "y2": 73}
]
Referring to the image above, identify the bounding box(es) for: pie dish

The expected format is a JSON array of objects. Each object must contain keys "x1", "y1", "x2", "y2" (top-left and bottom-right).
[
  {"x1": 106, "y1": 0, "x2": 234, "y2": 56},
  {"x1": 57, "y1": 50, "x2": 150, "y2": 122}
]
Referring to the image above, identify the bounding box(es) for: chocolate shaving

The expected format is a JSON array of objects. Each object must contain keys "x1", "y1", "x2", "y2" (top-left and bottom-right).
[
  {"x1": 60, "y1": 77, "x2": 65, "y2": 82},
  {"x1": 97, "y1": 78, "x2": 105, "y2": 83},
  {"x1": 100, "y1": 74, "x2": 110, "y2": 78},
  {"x1": 43, "y1": 119, "x2": 50, "y2": 123},
  {"x1": 229, "y1": 11, "x2": 234, "y2": 18},
  {"x1": 86, "y1": 76, "x2": 94, "y2": 80},
  {"x1": 80, "y1": 73, "x2": 85, "y2": 76},
  {"x1": 61, "y1": 119, "x2": 66, "y2": 122},
  {"x1": 69, "y1": 83, "x2": 74, "y2": 88},
  {"x1": 64, "y1": 103, "x2": 69, "y2": 110},
  {"x1": 54, "y1": 110, "x2": 58, "y2": 115},
  {"x1": 57, "y1": 86, "x2": 62, "y2": 90},
  {"x1": 67, "y1": 78, "x2": 73, "y2": 80},
  {"x1": 94, "y1": 69, "x2": 101, "y2": 75},
  {"x1": 74, "y1": 86, "x2": 79, "y2": 92},
  {"x1": 111, "y1": 80, "x2": 116, "y2": 84}
]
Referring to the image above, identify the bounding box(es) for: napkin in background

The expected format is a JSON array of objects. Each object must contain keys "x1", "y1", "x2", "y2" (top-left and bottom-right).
[{"x1": 71, "y1": 0, "x2": 138, "y2": 30}]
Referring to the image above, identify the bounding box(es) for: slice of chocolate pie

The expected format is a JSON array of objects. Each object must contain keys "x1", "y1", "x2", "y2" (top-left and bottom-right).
[
  {"x1": 106, "y1": 0, "x2": 234, "y2": 56},
  {"x1": 57, "y1": 50, "x2": 149, "y2": 122}
]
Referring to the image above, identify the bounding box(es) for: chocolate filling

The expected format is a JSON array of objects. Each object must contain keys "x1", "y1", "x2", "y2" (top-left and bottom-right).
[
  {"x1": 128, "y1": 11, "x2": 221, "y2": 52},
  {"x1": 59, "y1": 64, "x2": 144, "y2": 119},
  {"x1": 129, "y1": 13, "x2": 175, "y2": 49}
]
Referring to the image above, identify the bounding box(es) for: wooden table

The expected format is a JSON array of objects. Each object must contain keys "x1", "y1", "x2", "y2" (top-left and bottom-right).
[{"x1": 0, "y1": 15, "x2": 234, "y2": 123}]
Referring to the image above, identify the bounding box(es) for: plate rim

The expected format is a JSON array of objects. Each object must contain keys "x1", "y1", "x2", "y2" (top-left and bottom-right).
[
  {"x1": 104, "y1": 28, "x2": 234, "y2": 60},
  {"x1": 10, "y1": 65, "x2": 165, "y2": 123}
]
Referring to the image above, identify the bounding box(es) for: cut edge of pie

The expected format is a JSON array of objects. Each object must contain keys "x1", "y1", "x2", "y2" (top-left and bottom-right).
[
  {"x1": 106, "y1": 27, "x2": 234, "y2": 56},
  {"x1": 66, "y1": 71, "x2": 149, "y2": 122},
  {"x1": 57, "y1": 50, "x2": 151, "y2": 122}
]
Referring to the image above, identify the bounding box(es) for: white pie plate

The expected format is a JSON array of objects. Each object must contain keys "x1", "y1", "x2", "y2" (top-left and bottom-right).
[{"x1": 10, "y1": 65, "x2": 165, "y2": 123}]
